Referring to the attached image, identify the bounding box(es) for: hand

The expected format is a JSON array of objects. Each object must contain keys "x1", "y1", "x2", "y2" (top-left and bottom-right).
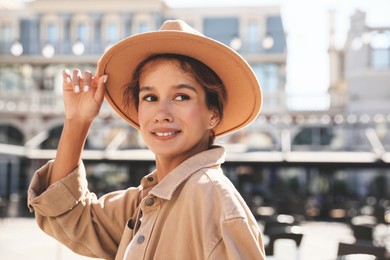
[{"x1": 62, "y1": 69, "x2": 108, "y2": 122}]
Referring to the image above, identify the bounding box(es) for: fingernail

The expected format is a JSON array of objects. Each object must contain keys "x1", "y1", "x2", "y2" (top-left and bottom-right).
[
  {"x1": 66, "y1": 77, "x2": 71, "y2": 83},
  {"x1": 83, "y1": 85, "x2": 89, "y2": 92},
  {"x1": 74, "y1": 85, "x2": 80, "y2": 93},
  {"x1": 103, "y1": 75, "x2": 108, "y2": 83}
]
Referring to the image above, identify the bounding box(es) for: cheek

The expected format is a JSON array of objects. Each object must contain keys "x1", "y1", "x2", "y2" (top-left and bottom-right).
[
  {"x1": 185, "y1": 104, "x2": 211, "y2": 127},
  {"x1": 137, "y1": 106, "x2": 149, "y2": 127},
  {"x1": 137, "y1": 109, "x2": 150, "y2": 140}
]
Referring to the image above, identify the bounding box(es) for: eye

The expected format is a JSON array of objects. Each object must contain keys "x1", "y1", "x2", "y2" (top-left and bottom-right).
[
  {"x1": 142, "y1": 94, "x2": 157, "y2": 102},
  {"x1": 174, "y1": 94, "x2": 190, "y2": 101}
]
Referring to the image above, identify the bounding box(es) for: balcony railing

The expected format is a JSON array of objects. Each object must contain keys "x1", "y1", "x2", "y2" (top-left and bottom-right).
[
  {"x1": 0, "y1": 90, "x2": 347, "y2": 116},
  {"x1": 0, "y1": 90, "x2": 118, "y2": 117}
]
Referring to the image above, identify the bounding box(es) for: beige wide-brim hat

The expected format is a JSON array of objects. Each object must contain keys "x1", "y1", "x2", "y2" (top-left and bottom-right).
[{"x1": 97, "y1": 20, "x2": 262, "y2": 137}]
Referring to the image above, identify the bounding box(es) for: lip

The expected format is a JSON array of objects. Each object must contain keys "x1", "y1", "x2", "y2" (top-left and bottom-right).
[{"x1": 151, "y1": 128, "x2": 181, "y2": 140}]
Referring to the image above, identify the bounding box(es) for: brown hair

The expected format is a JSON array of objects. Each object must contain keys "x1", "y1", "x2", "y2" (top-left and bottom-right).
[{"x1": 123, "y1": 54, "x2": 227, "y2": 146}]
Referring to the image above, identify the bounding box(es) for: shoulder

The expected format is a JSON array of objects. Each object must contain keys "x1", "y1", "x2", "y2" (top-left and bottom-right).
[
  {"x1": 185, "y1": 166, "x2": 231, "y2": 192},
  {"x1": 186, "y1": 167, "x2": 248, "y2": 220}
]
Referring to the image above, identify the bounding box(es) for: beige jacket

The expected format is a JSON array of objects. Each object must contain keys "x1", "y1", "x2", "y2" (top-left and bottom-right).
[{"x1": 28, "y1": 147, "x2": 265, "y2": 260}]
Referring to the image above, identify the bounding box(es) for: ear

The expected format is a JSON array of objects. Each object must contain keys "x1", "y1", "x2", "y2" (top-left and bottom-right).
[{"x1": 208, "y1": 108, "x2": 221, "y2": 129}]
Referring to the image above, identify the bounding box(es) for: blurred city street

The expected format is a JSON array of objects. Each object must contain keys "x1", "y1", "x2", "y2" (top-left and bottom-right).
[
  {"x1": 0, "y1": 217, "x2": 353, "y2": 260},
  {"x1": 1, "y1": 0, "x2": 389, "y2": 259}
]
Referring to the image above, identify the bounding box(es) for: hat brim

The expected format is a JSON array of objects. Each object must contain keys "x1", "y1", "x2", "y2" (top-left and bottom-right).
[{"x1": 97, "y1": 30, "x2": 262, "y2": 137}]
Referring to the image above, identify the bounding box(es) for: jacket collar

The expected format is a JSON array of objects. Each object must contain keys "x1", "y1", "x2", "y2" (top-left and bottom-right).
[{"x1": 147, "y1": 146, "x2": 225, "y2": 200}]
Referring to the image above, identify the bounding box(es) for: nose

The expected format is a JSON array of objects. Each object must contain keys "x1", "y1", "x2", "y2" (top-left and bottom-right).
[{"x1": 153, "y1": 101, "x2": 173, "y2": 123}]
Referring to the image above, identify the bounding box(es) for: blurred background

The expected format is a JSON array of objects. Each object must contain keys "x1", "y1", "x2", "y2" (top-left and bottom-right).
[{"x1": 0, "y1": 0, "x2": 389, "y2": 259}]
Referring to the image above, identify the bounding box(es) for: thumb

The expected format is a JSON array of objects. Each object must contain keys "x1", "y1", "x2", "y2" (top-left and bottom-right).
[{"x1": 94, "y1": 75, "x2": 108, "y2": 104}]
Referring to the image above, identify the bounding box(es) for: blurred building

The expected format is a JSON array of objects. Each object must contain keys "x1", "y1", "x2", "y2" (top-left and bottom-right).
[
  {"x1": 0, "y1": 1, "x2": 389, "y2": 219},
  {"x1": 330, "y1": 10, "x2": 390, "y2": 116},
  {"x1": 328, "y1": 9, "x2": 390, "y2": 164}
]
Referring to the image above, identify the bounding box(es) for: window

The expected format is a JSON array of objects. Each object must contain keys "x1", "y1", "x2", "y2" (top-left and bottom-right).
[
  {"x1": 371, "y1": 49, "x2": 390, "y2": 69},
  {"x1": 132, "y1": 14, "x2": 154, "y2": 34},
  {"x1": 70, "y1": 15, "x2": 93, "y2": 55},
  {"x1": 251, "y1": 64, "x2": 279, "y2": 92},
  {"x1": 138, "y1": 22, "x2": 149, "y2": 33},
  {"x1": 0, "y1": 125, "x2": 24, "y2": 145},
  {"x1": 292, "y1": 127, "x2": 334, "y2": 149},
  {"x1": 71, "y1": 15, "x2": 93, "y2": 44},
  {"x1": 102, "y1": 15, "x2": 123, "y2": 47},
  {"x1": 370, "y1": 31, "x2": 390, "y2": 69},
  {"x1": 46, "y1": 23, "x2": 58, "y2": 44},
  {"x1": 40, "y1": 125, "x2": 62, "y2": 149},
  {"x1": 203, "y1": 17, "x2": 239, "y2": 46},
  {"x1": 247, "y1": 20, "x2": 259, "y2": 53},
  {"x1": 0, "y1": 23, "x2": 12, "y2": 43},
  {"x1": 41, "y1": 15, "x2": 62, "y2": 45},
  {"x1": 107, "y1": 22, "x2": 119, "y2": 43},
  {"x1": 0, "y1": 66, "x2": 21, "y2": 92},
  {"x1": 0, "y1": 21, "x2": 19, "y2": 55},
  {"x1": 77, "y1": 23, "x2": 88, "y2": 43}
]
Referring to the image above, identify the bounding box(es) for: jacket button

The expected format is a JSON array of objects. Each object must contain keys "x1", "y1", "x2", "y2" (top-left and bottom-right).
[
  {"x1": 137, "y1": 235, "x2": 145, "y2": 244},
  {"x1": 145, "y1": 198, "x2": 154, "y2": 206}
]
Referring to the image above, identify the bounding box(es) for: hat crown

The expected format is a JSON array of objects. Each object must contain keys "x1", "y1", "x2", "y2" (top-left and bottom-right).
[
  {"x1": 99, "y1": 19, "x2": 262, "y2": 137},
  {"x1": 159, "y1": 20, "x2": 203, "y2": 36}
]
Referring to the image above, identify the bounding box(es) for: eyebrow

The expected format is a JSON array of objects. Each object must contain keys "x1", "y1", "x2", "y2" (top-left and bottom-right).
[
  {"x1": 139, "y1": 86, "x2": 153, "y2": 93},
  {"x1": 139, "y1": 84, "x2": 198, "y2": 93}
]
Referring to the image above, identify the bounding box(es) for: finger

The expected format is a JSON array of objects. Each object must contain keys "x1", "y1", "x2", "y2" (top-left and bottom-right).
[
  {"x1": 62, "y1": 69, "x2": 72, "y2": 89},
  {"x1": 82, "y1": 70, "x2": 92, "y2": 92},
  {"x1": 91, "y1": 73, "x2": 99, "y2": 88},
  {"x1": 72, "y1": 69, "x2": 81, "y2": 93},
  {"x1": 94, "y1": 75, "x2": 108, "y2": 104}
]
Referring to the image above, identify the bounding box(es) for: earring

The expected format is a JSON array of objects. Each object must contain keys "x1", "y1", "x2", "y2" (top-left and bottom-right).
[{"x1": 210, "y1": 121, "x2": 214, "y2": 126}]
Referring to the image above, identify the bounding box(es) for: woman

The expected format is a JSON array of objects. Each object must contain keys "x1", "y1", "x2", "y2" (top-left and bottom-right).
[{"x1": 28, "y1": 20, "x2": 264, "y2": 259}]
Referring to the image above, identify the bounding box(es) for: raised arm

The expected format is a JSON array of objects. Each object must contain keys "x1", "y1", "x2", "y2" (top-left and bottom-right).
[{"x1": 49, "y1": 69, "x2": 107, "y2": 185}]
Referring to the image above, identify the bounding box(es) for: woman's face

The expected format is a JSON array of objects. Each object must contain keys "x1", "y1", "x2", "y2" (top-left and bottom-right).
[{"x1": 138, "y1": 60, "x2": 219, "y2": 162}]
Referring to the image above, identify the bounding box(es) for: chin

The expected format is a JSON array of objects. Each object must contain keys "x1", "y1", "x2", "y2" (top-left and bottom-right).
[{"x1": 149, "y1": 145, "x2": 181, "y2": 156}]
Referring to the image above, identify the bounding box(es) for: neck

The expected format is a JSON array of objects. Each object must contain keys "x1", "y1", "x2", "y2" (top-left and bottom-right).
[
  {"x1": 155, "y1": 157, "x2": 175, "y2": 182},
  {"x1": 154, "y1": 145, "x2": 211, "y2": 182}
]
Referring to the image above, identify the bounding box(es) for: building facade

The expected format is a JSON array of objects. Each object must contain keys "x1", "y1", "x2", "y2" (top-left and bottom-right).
[{"x1": 0, "y1": 1, "x2": 389, "y2": 219}]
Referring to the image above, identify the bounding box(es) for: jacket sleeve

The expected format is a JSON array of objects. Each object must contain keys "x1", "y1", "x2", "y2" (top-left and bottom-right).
[
  {"x1": 224, "y1": 217, "x2": 265, "y2": 259},
  {"x1": 27, "y1": 160, "x2": 141, "y2": 260},
  {"x1": 210, "y1": 217, "x2": 266, "y2": 260}
]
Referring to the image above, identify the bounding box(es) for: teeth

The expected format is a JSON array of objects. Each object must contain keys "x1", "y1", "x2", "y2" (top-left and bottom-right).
[{"x1": 155, "y1": 132, "x2": 176, "y2": 137}]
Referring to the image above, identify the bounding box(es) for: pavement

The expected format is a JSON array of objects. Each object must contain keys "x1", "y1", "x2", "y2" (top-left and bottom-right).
[
  {"x1": 0, "y1": 218, "x2": 98, "y2": 260},
  {"x1": 0, "y1": 217, "x2": 354, "y2": 260}
]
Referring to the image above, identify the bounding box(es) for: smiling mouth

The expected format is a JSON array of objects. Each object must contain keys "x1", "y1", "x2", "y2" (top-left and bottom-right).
[{"x1": 154, "y1": 131, "x2": 178, "y2": 137}]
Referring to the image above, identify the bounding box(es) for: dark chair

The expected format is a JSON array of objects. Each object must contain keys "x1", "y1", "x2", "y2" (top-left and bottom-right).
[
  {"x1": 374, "y1": 206, "x2": 386, "y2": 224},
  {"x1": 351, "y1": 223, "x2": 374, "y2": 241},
  {"x1": 265, "y1": 225, "x2": 303, "y2": 256},
  {"x1": 261, "y1": 214, "x2": 299, "y2": 235},
  {"x1": 337, "y1": 242, "x2": 387, "y2": 260}
]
